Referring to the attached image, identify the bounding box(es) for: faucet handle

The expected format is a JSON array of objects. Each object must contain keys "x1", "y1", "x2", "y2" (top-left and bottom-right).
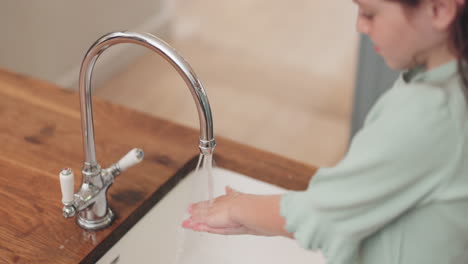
[
  {"x1": 59, "y1": 168, "x2": 75, "y2": 204},
  {"x1": 116, "y1": 148, "x2": 144, "y2": 172}
]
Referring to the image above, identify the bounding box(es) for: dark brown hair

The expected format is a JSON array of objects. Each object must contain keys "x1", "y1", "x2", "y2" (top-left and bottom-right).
[{"x1": 390, "y1": 0, "x2": 468, "y2": 94}]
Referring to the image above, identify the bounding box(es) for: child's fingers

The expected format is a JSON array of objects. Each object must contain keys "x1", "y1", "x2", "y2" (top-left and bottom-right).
[
  {"x1": 192, "y1": 223, "x2": 248, "y2": 235},
  {"x1": 225, "y1": 186, "x2": 240, "y2": 195},
  {"x1": 190, "y1": 201, "x2": 211, "y2": 221},
  {"x1": 182, "y1": 218, "x2": 241, "y2": 233},
  {"x1": 225, "y1": 186, "x2": 234, "y2": 194},
  {"x1": 181, "y1": 218, "x2": 195, "y2": 229}
]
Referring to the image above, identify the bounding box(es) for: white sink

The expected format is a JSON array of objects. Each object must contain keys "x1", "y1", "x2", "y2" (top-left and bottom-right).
[{"x1": 97, "y1": 167, "x2": 325, "y2": 264}]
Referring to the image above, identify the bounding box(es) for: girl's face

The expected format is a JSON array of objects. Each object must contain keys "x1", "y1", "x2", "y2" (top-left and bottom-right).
[{"x1": 354, "y1": 0, "x2": 449, "y2": 70}]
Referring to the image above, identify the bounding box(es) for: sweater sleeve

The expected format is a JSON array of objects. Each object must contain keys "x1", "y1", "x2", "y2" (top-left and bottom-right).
[{"x1": 280, "y1": 84, "x2": 457, "y2": 263}]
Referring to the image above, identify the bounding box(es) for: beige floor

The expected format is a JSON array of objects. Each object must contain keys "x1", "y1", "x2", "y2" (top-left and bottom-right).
[{"x1": 95, "y1": 1, "x2": 359, "y2": 167}]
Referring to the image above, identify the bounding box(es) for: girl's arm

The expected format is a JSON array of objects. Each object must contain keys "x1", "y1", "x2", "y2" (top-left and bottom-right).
[{"x1": 182, "y1": 187, "x2": 293, "y2": 238}]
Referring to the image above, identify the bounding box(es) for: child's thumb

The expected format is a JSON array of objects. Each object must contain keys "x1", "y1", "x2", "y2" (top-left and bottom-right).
[{"x1": 225, "y1": 186, "x2": 239, "y2": 194}]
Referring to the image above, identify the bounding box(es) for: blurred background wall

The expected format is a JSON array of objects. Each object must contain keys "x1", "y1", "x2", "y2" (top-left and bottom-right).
[{"x1": 0, "y1": 0, "x2": 172, "y2": 89}]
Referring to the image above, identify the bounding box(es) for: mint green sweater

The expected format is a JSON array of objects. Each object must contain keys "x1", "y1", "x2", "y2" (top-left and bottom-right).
[{"x1": 281, "y1": 60, "x2": 468, "y2": 264}]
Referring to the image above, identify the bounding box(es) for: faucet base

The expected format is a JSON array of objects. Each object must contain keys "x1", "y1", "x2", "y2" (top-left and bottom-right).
[{"x1": 77, "y1": 208, "x2": 115, "y2": 231}]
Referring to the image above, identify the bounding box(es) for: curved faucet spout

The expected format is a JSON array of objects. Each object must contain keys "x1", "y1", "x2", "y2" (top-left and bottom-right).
[{"x1": 79, "y1": 31, "x2": 216, "y2": 171}]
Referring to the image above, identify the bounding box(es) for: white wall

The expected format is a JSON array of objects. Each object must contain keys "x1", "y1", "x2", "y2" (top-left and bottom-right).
[{"x1": 0, "y1": 0, "x2": 173, "y2": 89}]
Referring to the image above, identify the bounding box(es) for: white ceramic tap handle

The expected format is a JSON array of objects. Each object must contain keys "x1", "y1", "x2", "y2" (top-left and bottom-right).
[
  {"x1": 117, "y1": 148, "x2": 144, "y2": 172},
  {"x1": 59, "y1": 168, "x2": 74, "y2": 204}
]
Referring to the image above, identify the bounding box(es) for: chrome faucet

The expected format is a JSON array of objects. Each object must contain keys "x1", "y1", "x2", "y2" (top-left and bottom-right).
[{"x1": 59, "y1": 31, "x2": 216, "y2": 231}]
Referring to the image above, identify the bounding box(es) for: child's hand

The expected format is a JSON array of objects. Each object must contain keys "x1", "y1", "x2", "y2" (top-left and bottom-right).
[
  {"x1": 182, "y1": 186, "x2": 255, "y2": 235},
  {"x1": 182, "y1": 187, "x2": 291, "y2": 238}
]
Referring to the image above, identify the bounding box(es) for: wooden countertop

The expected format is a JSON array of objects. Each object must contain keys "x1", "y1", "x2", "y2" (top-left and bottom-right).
[{"x1": 0, "y1": 68, "x2": 317, "y2": 263}]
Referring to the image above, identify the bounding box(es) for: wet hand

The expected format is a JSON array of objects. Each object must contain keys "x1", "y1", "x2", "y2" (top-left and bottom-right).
[{"x1": 182, "y1": 186, "x2": 254, "y2": 235}]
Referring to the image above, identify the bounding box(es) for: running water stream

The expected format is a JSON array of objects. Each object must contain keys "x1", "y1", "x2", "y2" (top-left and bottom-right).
[{"x1": 174, "y1": 152, "x2": 215, "y2": 264}]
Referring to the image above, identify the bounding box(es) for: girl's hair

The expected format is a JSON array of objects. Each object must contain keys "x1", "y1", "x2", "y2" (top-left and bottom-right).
[{"x1": 389, "y1": 0, "x2": 468, "y2": 94}]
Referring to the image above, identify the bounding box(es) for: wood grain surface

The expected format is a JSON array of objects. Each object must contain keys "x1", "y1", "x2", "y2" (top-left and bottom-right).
[{"x1": 0, "y1": 68, "x2": 317, "y2": 263}]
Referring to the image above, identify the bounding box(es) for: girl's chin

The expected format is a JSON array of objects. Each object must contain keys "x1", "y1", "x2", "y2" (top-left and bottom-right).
[{"x1": 382, "y1": 57, "x2": 415, "y2": 71}]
